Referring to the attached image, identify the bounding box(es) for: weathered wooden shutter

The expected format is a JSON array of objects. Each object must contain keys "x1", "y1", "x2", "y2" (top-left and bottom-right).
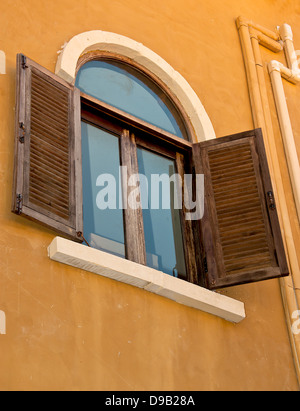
[
  {"x1": 193, "y1": 129, "x2": 289, "y2": 290},
  {"x1": 12, "y1": 54, "x2": 83, "y2": 240}
]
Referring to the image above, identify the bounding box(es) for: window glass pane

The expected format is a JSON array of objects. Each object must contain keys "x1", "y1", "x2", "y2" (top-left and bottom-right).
[
  {"x1": 137, "y1": 147, "x2": 187, "y2": 278},
  {"x1": 76, "y1": 60, "x2": 186, "y2": 139},
  {"x1": 81, "y1": 121, "x2": 125, "y2": 258}
]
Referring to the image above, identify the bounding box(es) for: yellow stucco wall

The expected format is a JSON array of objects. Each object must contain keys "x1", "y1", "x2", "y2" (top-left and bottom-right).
[{"x1": 0, "y1": 0, "x2": 299, "y2": 391}]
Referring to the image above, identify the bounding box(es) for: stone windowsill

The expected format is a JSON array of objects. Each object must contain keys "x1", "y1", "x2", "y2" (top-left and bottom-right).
[{"x1": 48, "y1": 237, "x2": 246, "y2": 323}]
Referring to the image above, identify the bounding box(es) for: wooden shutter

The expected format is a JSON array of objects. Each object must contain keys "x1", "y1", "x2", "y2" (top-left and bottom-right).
[
  {"x1": 193, "y1": 129, "x2": 289, "y2": 290},
  {"x1": 12, "y1": 54, "x2": 83, "y2": 240}
]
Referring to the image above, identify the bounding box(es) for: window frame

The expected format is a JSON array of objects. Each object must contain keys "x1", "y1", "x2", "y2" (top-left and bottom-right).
[
  {"x1": 12, "y1": 53, "x2": 289, "y2": 292},
  {"x1": 80, "y1": 91, "x2": 201, "y2": 284},
  {"x1": 76, "y1": 52, "x2": 195, "y2": 142}
]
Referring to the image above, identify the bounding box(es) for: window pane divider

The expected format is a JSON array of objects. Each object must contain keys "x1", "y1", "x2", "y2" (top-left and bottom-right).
[
  {"x1": 81, "y1": 92, "x2": 193, "y2": 151},
  {"x1": 120, "y1": 129, "x2": 147, "y2": 265}
]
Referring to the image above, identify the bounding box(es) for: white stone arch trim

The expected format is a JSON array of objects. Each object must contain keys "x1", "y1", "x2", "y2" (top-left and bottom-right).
[{"x1": 55, "y1": 30, "x2": 216, "y2": 142}]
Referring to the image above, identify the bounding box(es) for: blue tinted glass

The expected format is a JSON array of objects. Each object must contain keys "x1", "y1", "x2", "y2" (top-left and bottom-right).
[
  {"x1": 76, "y1": 60, "x2": 185, "y2": 139},
  {"x1": 137, "y1": 148, "x2": 186, "y2": 278},
  {"x1": 81, "y1": 121, "x2": 125, "y2": 258}
]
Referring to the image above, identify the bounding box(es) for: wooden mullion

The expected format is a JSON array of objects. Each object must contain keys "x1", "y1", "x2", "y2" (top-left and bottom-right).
[{"x1": 120, "y1": 129, "x2": 147, "y2": 265}]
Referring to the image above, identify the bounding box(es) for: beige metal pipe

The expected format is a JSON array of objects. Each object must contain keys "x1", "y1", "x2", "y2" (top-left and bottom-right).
[
  {"x1": 268, "y1": 61, "x2": 300, "y2": 221},
  {"x1": 236, "y1": 19, "x2": 266, "y2": 132},
  {"x1": 237, "y1": 17, "x2": 300, "y2": 386},
  {"x1": 280, "y1": 24, "x2": 300, "y2": 72}
]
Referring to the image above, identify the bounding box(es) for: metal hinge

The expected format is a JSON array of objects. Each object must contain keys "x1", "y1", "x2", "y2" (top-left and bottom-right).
[
  {"x1": 77, "y1": 231, "x2": 90, "y2": 247},
  {"x1": 21, "y1": 55, "x2": 28, "y2": 69},
  {"x1": 19, "y1": 122, "x2": 25, "y2": 143},
  {"x1": 267, "y1": 191, "x2": 276, "y2": 210},
  {"x1": 16, "y1": 194, "x2": 23, "y2": 215}
]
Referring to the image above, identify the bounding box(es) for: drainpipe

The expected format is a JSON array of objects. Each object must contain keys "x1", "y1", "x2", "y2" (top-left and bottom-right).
[
  {"x1": 236, "y1": 18, "x2": 266, "y2": 132},
  {"x1": 268, "y1": 24, "x2": 300, "y2": 221},
  {"x1": 237, "y1": 16, "x2": 300, "y2": 388}
]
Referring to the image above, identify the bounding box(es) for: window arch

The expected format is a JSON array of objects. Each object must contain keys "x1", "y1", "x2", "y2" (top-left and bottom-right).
[
  {"x1": 75, "y1": 55, "x2": 188, "y2": 139},
  {"x1": 55, "y1": 30, "x2": 216, "y2": 143}
]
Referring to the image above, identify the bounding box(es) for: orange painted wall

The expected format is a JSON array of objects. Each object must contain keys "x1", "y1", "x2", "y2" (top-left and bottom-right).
[{"x1": 0, "y1": 0, "x2": 299, "y2": 390}]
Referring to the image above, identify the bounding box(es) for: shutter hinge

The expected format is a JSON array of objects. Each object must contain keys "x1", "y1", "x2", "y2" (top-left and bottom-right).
[
  {"x1": 19, "y1": 122, "x2": 25, "y2": 143},
  {"x1": 21, "y1": 55, "x2": 28, "y2": 69},
  {"x1": 267, "y1": 191, "x2": 276, "y2": 210},
  {"x1": 77, "y1": 232, "x2": 91, "y2": 247},
  {"x1": 16, "y1": 194, "x2": 23, "y2": 215}
]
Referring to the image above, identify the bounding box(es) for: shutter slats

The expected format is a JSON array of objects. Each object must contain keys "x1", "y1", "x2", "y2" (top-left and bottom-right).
[
  {"x1": 193, "y1": 129, "x2": 289, "y2": 289},
  {"x1": 29, "y1": 186, "x2": 70, "y2": 213},
  {"x1": 29, "y1": 159, "x2": 70, "y2": 187},
  {"x1": 29, "y1": 149, "x2": 70, "y2": 183},
  {"x1": 31, "y1": 113, "x2": 70, "y2": 146},
  {"x1": 28, "y1": 195, "x2": 70, "y2": 220},
  {"x1": 29, "y1": 68, "x2": 71, "y2": 220},
  {"x1": 30, "y1": 147, "x2": 69, "y2": 173},
  {"x1": 12, "y1": 54, "x2": 82, "y2": 240},
  {"x1": 210, "y1": 141, "x2": 273, "y2": 276},
  {"x1": 29, "y1": 179, "x2": 69, "y2": 203},
  {"x1": 31, "y1": 120, "x2": 70, "y2": 152},
  {"x1": 30, "y1": 134, "x2": 68, "y2": 160},
  {"x1": 31, "y1": 104, "x2": 69, "y2": 134},
  {"x1": 31, "y1": 71, "x2": 70, "y2": 107},
  {"x1": 214, "y1": 185, "x2": 258, "y2": 200},
  {"x1": 209, "y1": 154, "x2": 253, "y2": 170},
  {"x1": 31, "y1": 84, "x2": 69, "y2": 108},
  {"x1": 31, "y1": 86, "x2": 69, "y2": 120},
  {"x1": 212, "y1": 175, "x2": 257, "y2": 189}
]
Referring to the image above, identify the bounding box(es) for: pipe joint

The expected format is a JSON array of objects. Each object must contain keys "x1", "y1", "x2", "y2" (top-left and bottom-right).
[{"x1": 280, "y1": 24, "x2": 294, "y2": 42}]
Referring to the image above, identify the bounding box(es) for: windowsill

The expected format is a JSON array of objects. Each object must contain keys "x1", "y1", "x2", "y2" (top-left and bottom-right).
[{"x1": 48, "y1": 237, "x2": 246, "y2": 323}]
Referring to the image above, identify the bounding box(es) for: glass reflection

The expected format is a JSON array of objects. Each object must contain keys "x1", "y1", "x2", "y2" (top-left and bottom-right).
[
  {"x1": 137, "y1": 148, "x2": 187, "y2": 278},
  {"x1": 76, "y1": 60, "x2": 186, "y2": 139},
  {"x1": 81, "y1": 121, "x2": 125, "y2": 258}
]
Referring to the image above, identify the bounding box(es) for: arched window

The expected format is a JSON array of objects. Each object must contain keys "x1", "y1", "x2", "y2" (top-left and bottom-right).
[
  {"x1": 13, "y1": 50, "x2": 288, "y2": 291},
  {"x1": 75, "y1": 55, "x2": 193, "y2": 279}
]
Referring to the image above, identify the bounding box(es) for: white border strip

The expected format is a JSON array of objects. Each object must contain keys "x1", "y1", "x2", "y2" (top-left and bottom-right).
[
  {"x1": 48, "y1": 237, "x2": 245, "y2": 323},
  {"x1": 0, "y1": 50, "x2": 6, "y2": 74},
  {"x1": 55, "y1": 30, "x2": 216, "y2": 142}
]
